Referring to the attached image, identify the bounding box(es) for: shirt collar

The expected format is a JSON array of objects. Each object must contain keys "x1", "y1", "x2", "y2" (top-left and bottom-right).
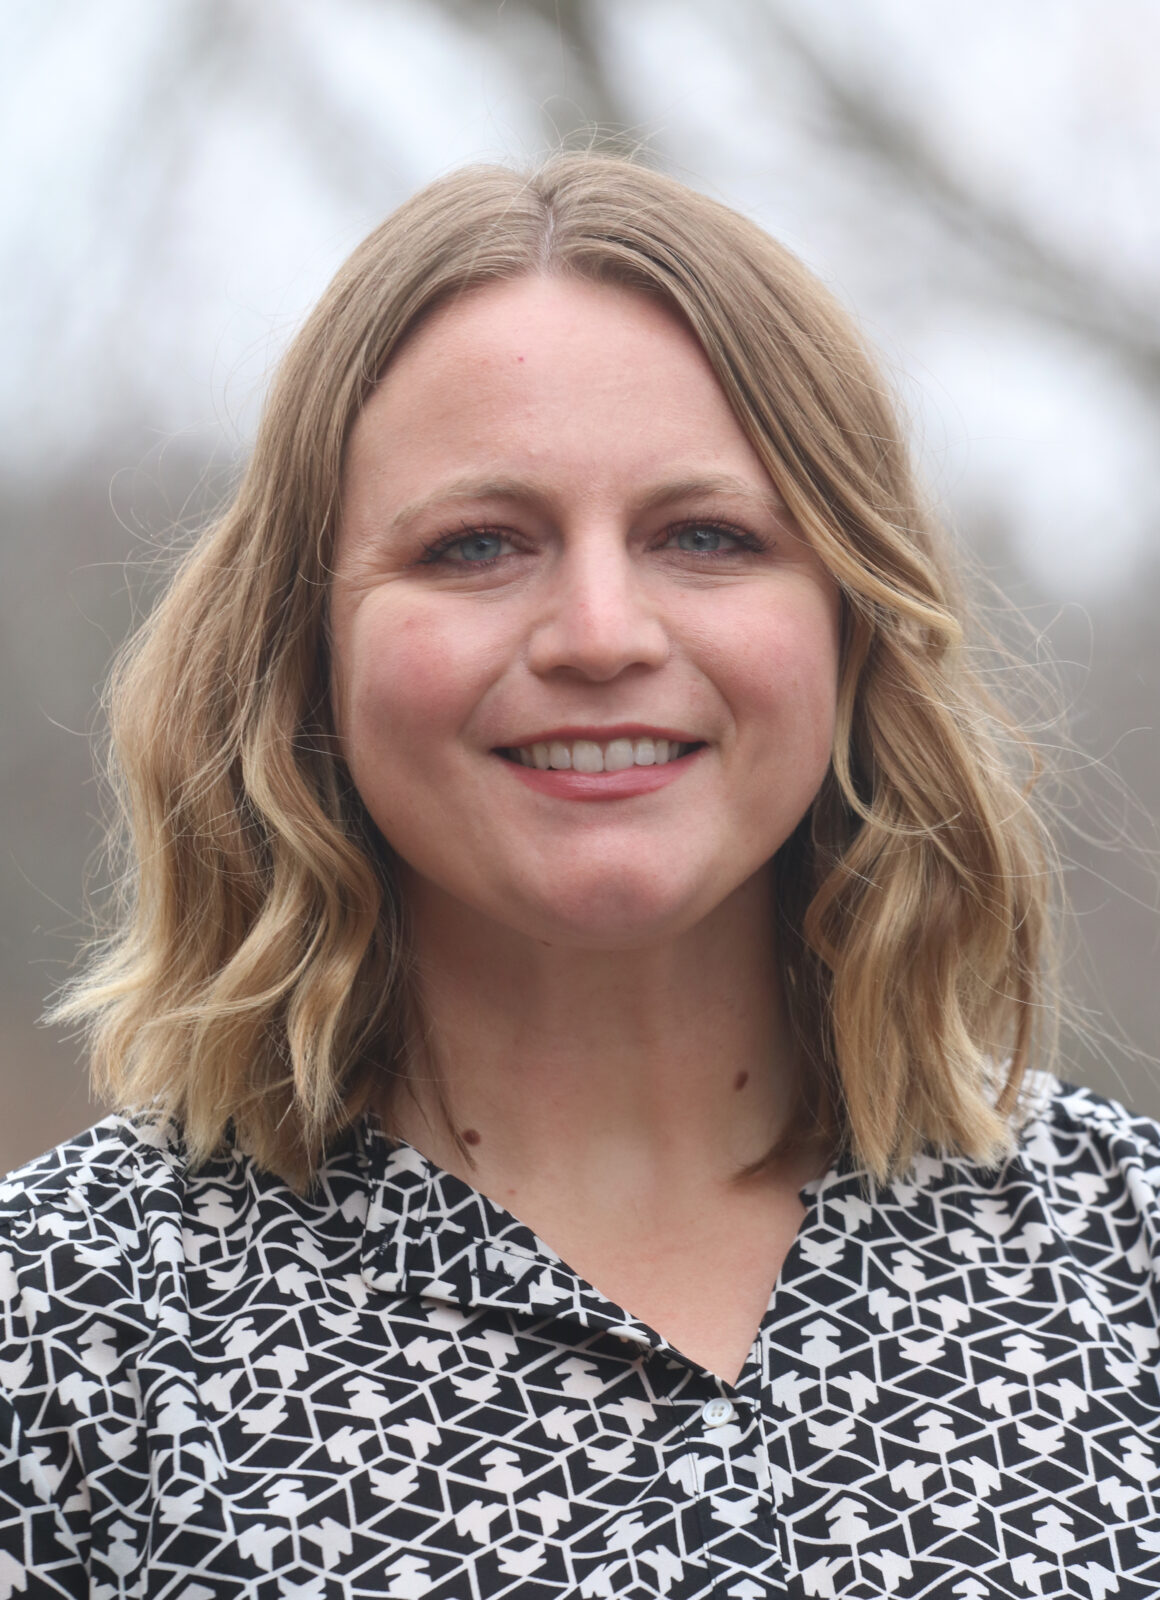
[
  {"x1": 357, "y1": 1118, "x2": 670, "y2": 1358},
  {"x1": 353, "y1": 1116, "x2": 968, "y2": 1377}
]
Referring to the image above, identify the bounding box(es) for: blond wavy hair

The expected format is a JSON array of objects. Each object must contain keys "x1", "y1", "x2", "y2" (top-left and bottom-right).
[{"x1": 53, "y1": 154, "x2": 1057, "y2": 1185}]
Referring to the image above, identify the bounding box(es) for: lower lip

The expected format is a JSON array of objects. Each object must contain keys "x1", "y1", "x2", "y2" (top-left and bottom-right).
[{"x1": 498, "y1": 747, "x2": 705, "y2": 801}]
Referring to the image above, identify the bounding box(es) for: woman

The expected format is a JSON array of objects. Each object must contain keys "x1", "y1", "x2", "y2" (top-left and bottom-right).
[{"x1": 2, "y1": 155, "x2": 1158, "y2": 1598}]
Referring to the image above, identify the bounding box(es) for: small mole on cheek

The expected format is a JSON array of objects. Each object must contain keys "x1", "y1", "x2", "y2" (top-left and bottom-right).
[
  {"x1": 733, "y1": 1071, "x2": 749, "y2": 1092},
  {"x1": 462, "y1": 1128, "x2": 482, "y2": 1146}
]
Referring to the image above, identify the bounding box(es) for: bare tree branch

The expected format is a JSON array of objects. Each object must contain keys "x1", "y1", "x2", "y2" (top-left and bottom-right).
[
  {"x1": 760, "y1": 3, "x2": 1160, "y2": 397},
  {"x1": 442, "y1": 0, "x2": 640, "y2": 150}
]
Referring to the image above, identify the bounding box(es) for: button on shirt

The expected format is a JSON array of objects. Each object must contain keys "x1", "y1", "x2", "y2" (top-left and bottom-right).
[
  {"x1": 3, "y1": 1078, "x2": 1160, "y2": 1597},
  {"x1": 700, "y1": 1399, "x2": 737, "y2": 1429}
]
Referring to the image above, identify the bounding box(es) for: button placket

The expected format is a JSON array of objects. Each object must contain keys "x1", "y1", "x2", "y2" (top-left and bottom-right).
[
  {"x1": 749, "y1": 1406, "x2": 781, "y2": 1553},
  {"x1": 686, "y1": 1391, "x2": 788, "y2": 1595}
]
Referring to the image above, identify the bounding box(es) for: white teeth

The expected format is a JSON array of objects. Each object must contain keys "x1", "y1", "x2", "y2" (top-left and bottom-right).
[
  {"x1": 571, "y1": 740, "x2": 603, "y2": 774},
  {"x1": 512, "y1": 737, "x2": 693, "y2": 771}
]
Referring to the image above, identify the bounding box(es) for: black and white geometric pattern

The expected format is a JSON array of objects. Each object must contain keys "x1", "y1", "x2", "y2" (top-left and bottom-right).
[{"x1": 3, "y1": 1077, "x2": 1160, "y2": 1597}]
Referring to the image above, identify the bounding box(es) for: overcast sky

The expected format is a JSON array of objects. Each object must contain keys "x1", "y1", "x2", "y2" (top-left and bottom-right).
[{"x1": 4, "y1": 0, "x2": 1159, "y2": 594}]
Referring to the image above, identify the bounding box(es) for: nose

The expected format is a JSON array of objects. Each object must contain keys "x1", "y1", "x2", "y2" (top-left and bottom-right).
[{"x1": 526, "y1": 534, "x2": 670, "y2": 682}]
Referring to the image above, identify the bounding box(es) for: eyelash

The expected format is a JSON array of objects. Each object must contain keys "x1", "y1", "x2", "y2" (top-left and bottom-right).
[{"x1": 418, "y1": 520, "x2": 770, "y2": 567}]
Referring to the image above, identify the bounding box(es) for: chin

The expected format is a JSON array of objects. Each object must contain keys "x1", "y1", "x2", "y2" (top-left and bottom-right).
[{"x1": 508, "y1": 872, "x2": 725, "y2": 951}]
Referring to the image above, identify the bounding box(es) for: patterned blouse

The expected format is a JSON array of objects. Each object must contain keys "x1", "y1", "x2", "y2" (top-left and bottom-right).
[{"x1": 2, "y1": 1078, "x2": 1160, "y2": 1599}]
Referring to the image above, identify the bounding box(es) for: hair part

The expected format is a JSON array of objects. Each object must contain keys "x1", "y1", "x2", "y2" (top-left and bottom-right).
[{"x1": 51, "y1": 153, "x2": 1059, "y2": 1186}]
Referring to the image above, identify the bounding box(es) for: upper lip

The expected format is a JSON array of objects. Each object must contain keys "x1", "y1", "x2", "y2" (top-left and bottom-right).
[{"x1": 499, "y1": 724, "x2": 704, "y2": 747}]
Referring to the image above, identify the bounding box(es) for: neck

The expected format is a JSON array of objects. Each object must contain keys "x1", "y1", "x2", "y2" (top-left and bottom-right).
[{"x1": 388, "y1": 867, "x2": 805, "y2": 1203}]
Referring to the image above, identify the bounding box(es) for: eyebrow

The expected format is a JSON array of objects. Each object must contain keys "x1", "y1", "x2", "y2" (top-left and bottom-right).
[{"x1": 386, "y1": 472, "x2": 788, "y2": 535}]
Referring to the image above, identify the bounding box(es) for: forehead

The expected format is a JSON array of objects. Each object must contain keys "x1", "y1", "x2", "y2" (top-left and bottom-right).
[
  {"x1": 341, "y1": 275, "x2": 774, "y2": 505},
  {"x1": 380, "y1": 273, "x2": 706, "y2": 391}
]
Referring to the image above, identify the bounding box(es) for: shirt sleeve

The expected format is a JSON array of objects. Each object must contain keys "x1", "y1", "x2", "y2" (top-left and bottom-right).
[
  {"x1": 0, "y1": 1117, "x2": 173, "y2": 1599},
  {"x1": 0, "y1": 1384, "x2": 89, "y2": 1598}
]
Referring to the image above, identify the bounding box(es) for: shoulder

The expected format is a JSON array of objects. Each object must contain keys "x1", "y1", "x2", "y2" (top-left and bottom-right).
[
  {"x1": 863, "y1": 1075, "x2": 1160, "y2": 1284},
  {"x1": 0, "y1": 1114, "x2": 369, "y2": 1437},
  {"x1": 0, "y1": 1115, "x2": 193, "y2": 1346},
  {"x1": 1, "y1": 1113, "x2": 370, "y2": 1322},
  {"x1": 994, "y1": 1073, "x2": 1160, "y2": 1290},
  {"x1": 1, "y1": 1112, "x2": 188, "y2": 1252},
  {"x1": 1015, "y1": 1073, "x2": 1160, "y2": 1199}
]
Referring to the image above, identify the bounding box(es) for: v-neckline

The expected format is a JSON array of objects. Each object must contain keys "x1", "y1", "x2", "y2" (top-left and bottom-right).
[{"x1": 361, "y1": 1120, "x2": 844, "y2": 1389}]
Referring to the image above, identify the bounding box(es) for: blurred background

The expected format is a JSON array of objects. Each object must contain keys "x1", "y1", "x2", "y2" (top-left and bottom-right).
[{"x1": 3, "y1": 0, "x2": 1158, "y2": 1173}]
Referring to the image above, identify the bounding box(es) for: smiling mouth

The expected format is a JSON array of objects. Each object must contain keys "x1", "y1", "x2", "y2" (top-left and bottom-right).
[{"x1": 499, "y1": 737, "x2": 705, "y2": 773}]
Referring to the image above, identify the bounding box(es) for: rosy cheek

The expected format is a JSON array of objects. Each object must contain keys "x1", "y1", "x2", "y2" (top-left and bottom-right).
[
  {"x1": 743, "y1": 610, "x2": 840, "y2": 757},
  {"x1": 346, "y1": 604, "x2": 490, "y2": 739}
]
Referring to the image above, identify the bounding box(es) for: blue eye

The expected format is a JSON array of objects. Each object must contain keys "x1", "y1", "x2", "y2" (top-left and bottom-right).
[
  {"x1": 673, "y1": 525, "x2": 737, "y2": 553},
  {"x1": 452, "y1": 533, "x2": 505, "y2": 563},
  {"x1": 420, "y1": 530, "x2": 511, "y2": 565}
]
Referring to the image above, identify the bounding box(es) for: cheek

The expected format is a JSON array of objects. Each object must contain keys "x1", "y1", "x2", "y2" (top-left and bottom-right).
[
  {"x1": 780, "y1": 614, "x2": 842, "y2": 753},
  {"x1": 709, "y1": 591, "x2": 841, "y2": 758},
  {"x1": 338, "y1": 602, "x2": 493, "y2": 750}
]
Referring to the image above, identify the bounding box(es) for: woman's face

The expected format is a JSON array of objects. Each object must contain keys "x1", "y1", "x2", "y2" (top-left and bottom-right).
[{"x1": 330, "y1": 275, "x2": 841, "y2": 948}]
